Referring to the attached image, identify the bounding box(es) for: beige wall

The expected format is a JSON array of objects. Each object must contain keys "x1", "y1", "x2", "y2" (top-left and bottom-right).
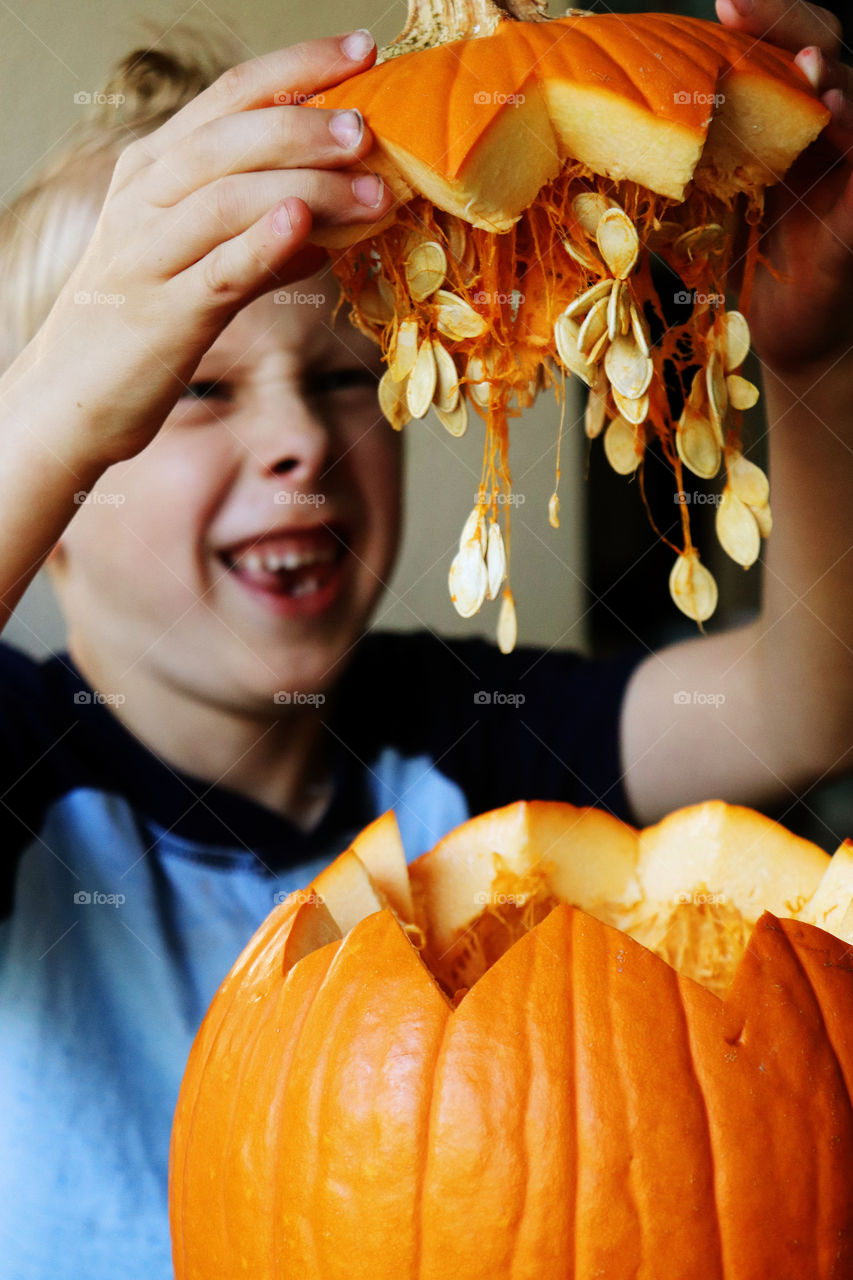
[{"x1": 0, "y1": 0, "x2": 587, "y2": 658}]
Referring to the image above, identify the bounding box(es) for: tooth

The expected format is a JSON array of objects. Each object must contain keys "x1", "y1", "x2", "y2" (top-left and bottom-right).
[
  {"x1": 290, "y1": 575, "x2": 320, "y2": 598},
  {"x1": 244, "y1": 552, "x2": 263, "y2": 573}
]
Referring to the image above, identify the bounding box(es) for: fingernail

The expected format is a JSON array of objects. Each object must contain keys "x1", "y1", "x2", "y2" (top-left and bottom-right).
[
  {"x1": 272, "y1": 203, "x2": 293, "y2": 236},
  {"x1": 729, "y1": 0, "x2": 754, "y2": 13},
  {"x1": 796, "y1": 46, "x2": 823, "y2": 90},
  {"x1": 352, "y1": 173, "x2": 384, "y2": 208},
  {"x1": 329, "y1": 108, "x2": 363, "y2": 149},
  {"x1": 341, "y1": 29, "x2": 374, "y2": 61}
]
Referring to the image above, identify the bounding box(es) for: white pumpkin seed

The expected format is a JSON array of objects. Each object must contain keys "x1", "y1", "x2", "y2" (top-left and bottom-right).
[
  {"x1": 596, "y1": 208, "x2": 639, "y2": 279},
  {"x1": 612, "y1": 386, "x2": 649, "y2": 426},
  {"x1": 406, "y1": 338, "x2": 437, "y2": 419},
  {"x1": 435, "y1": 289, "x2": 488, "y2": 340},
  {"x1": 604, "y1": 416, "x2": 643, "y2": 475},
  {"x1": 721, "y1": 310, "x2": 750, "y2": 372},
  {"x1": 562, "y1": 237, "x2": 605, "y2": 275},
  {"x1": 359, "y1": 275, "x2": 396, "y2": 326},
  {"x1": 432, "y1": 338, "x2": 460, "y2": 412},
  {"x1": 669, "y1": 551, "x2": 718, "y2": 623},
  {"x1": 572, "y1": 192, "x2": 614, "y2": 236},
  {"x1": 548, "y1": 492, "x2": 560, "y2": 529},
  {"x1": 716, "y1": 487, "x2": 760, "y2": 567},
  {"x1": 459, "y1": 507, "x2": 487, "y2": 554},
  {"x1": 390, "y1": 317, "x2": 419, "y2": 381},
  {"x1": 449, "y1": 538, "x2": 488, "y2": 618},
  {"x1": 554, "y1": 314, "x2": 594, "y2": 387},
  {"x1": 587, "y1": 329, "x2": 610, "y2": 365},
  {"x1": 497, "y1": 591, "x2": 518, "y2": 655},
  {"x1": 577, "y1": 295, "x2": 609, "y2": 353},
  {"x1": 728, "y1": 452, "x2": 769, "y2": 508},
  {"x1": 726, "y1": 374, "x2": 760, "y2": 411},
  {"x1": 564, "y1": 278, "x2": 612, "y2": 319},
  {"x1": 750, "y1": 500, "x2": 773, "y2": 538},
  {"x1": 629, "y1": 301, "x2": 651, "y2": 357},
  {"x1": 688, "y1": 368, "x2": 706, "y2": 411},
  {"x1": 585, "y1": 372, "x2": 609, "y2": 438},
  {"x1": 605, "y1": 333, "x2": 654, "y2": 400},
  {"x1": 378, "y1": 369, "x2": 411, "y2": 431},
  {"x1": 485, "y1": 521, "x2": 507, "y2": 600},
  {"x1": 706, "y1": 349, "x2": 728, "y2": 433},
  {"x1": 673, "y1": 223, "x2": 725, "y2": 261},
  {"x1": 405, "y1": 241, "x2": 447, "y2": 301},
  {"x1": 435, "y1": 398, "x2": 468, "y2": 437},
  {"x1": 676, "y1": 403, "x2": 721, "y2": 479}
]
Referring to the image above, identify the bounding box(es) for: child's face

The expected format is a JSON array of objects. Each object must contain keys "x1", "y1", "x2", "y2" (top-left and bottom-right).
[{"x1": 53, "y1": 272, "x2": 401, "y2": 708}]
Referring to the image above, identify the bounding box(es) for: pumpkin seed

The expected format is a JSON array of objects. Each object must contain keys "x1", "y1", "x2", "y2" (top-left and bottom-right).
[
  {"x1": 604, "y1": 416, "x2": 643, "y2": 475},
  {"x1": 554, "y1": 314, "x2": 594, "y2": 387},
  {"x1": 577, "y1": 295, "x2": 609, "y2": 353},
  {"x1": 435, "y1": 398, "x2": 468, "y2": 437},
  {"x1": 596, "y1": 208, "x2": 639, "y2": 279},
  {"x1": 548, "y1": 492, "x2": 560, "y2": 529},
  {"x1": 716, "y1": 487, "x2": 760, "y2": 567},
  {"x1": 605, "y1": 333, "x2": 654, "y2": 400},
  {"x1": 669, "y1": 551, "x2": 718, "y2": 623},
  {"x1": 466, "y1": 352, "x2": 494, "y2": 408},
  {"x1": 459, "y1": 507, "x2": 487, "y2": 554},
  {"x1": 612, "y1": 386, "x2": 649, "y2": 426},
  {"x1": 726, "y1": 374, "x2": 760, "y2": 411},
  {"x1": 721, "y1": 310, "x2": 750, "y2": 372},
  {"x1": 359, "y1": 275, "x2": 395, "y2": 326},
  {"x1": 674, "y1": 223, "x2": 725, "y2": 261},
  {"x1": 629, "y1": 301, "x2": 651, "y2": 357},
  {"x1": 485, "y1": 521, "x2": 507, "y2": 600},
  {"x1": 432, "y1": 338, "x2": 460, "y2": 412},
  {"x1": 572, "y1": 192, "x2": 614, "y2": 236},
  {"x1": 564, "y1": 278, "x2": 612, "y2": 319},
  {"x1": 676, "y1": 403, "x2": 721, "y2": 479},
  {"x1": 378, "y1": 369, "x2": 411, "y2": 431},
  {"x1": 587, "y1": 329, "x2": 610, "y2": 365},
  {"x1": 562, "y1": 237, "x2": 605, "y2": 275},
  {"x1": 750, "y1": 500, "x2": 773, "y2": 538},
  {"x1": 687, "y1": 368, "x2": 706, "y2": 410},
  {"x1": 706, "y1": 350, "x2": 728, "y2": 433},
  {"x1": 390, "y1": 317, "x2": 419, "y2": 381},
  {"x1": 435, "y1": 289, "x2": 488, "y2": 340},
  {"x1": 443, "y1": 218, "x2": 474, "y2": 279},
  {"x1": 449, "y1": 538, "x2": 488, "y2": 618},
  {"x1": 585, "y1": 372, "x2": 609, "y2": 438},
  {"x1": 405, "y1": 240, "x2": 447, "y2": 301},
  {"x1": 406, "y1": 338, "x2": 437, "y2": 419},
  {"x1": 607, "y1": 279, "x2": 623, "y2": 341},
  {"x1": 497, "y1": 590, "x2": 518, "y2": 654},
  {"x1": 728, "y1": 452, "x2": 769, "y2": 508}
]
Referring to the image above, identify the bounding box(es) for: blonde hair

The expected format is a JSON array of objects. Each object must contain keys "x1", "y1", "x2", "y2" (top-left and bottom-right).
[{"x1": 0, "y1": 25, "x2": 241, "y2": 371}]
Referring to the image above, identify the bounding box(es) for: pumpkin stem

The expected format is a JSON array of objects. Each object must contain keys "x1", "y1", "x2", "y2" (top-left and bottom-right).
[{"x1": 379, "y1": 0, "x2": 549, "y2": 62}]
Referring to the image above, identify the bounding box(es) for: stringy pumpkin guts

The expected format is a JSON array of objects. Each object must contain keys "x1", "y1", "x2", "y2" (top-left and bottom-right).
[{"x1": 331, "y1": 166, "x2": 769, "y2": 641}]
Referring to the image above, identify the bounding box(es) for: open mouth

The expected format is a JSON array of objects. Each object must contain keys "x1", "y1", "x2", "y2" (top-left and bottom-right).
[{"x1": 217, "y1": 525, "x2": 349, "y2": 616}]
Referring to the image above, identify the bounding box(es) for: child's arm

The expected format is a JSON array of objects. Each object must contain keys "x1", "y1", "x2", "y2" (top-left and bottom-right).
[
  {"x1": 622, "y1": 0, "x2": 853, "y2": 823},
  {"x1": 0, "y1": 29, "x2": 388, "y2": 628}
]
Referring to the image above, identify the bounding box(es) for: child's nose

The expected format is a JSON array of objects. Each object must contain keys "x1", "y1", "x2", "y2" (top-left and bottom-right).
[{"x1": 249, "y1": 400, "x2": 332, "y2": 489}]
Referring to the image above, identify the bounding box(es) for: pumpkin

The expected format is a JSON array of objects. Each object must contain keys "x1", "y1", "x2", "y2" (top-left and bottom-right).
[
  {"x1": 304, "y1": 4, "x2": 828, "y2": 638},
  {"x1": 170, "y1": 801, "x2": 853, "y2": 1277}
]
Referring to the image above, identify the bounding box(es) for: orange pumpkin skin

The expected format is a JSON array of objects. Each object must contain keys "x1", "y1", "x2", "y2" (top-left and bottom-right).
[{"x1": 170, "y1": 892, "x2": 853, "y2": 1276}]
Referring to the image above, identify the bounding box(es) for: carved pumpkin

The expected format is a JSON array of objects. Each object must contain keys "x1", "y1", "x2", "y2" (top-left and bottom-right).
[
  {"x1": 170, "y1": 801, "x2": 853, "y2": 1277},
  {"x1": 305, "y1": 5, "x2": 828, "y2": 637}
]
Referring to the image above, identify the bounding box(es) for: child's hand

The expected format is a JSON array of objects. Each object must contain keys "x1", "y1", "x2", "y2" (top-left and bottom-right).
[
  {"x1": 715, "y1": 0, "x2": 853, "y2": 377},
  {"x1": 17, "y1": 29, "x2": 389, "y2": 466}
]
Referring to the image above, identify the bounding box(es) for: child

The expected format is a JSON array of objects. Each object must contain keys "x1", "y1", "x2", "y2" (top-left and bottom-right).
[{"x1": 0, "y1": 3, "x2": 850, "y2": 1275}]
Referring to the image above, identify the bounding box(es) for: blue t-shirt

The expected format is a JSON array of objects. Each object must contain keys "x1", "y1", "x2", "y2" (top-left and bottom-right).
[{"x1": 0, "y1": 631, "x2": 641, "y2": 1278}]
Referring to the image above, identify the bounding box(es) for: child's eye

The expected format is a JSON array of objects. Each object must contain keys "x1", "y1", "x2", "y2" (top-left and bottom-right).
[
  {"x1": 306, "y1": 368, "x2": 379, "y2": 396},
  {"x1": 180, "y1": 380, "x2": 230, "y2": 401}
]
